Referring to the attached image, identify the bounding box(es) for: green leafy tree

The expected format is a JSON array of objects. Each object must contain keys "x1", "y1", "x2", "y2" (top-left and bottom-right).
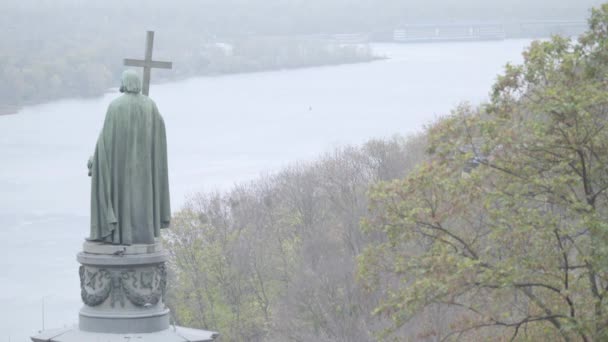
[
  {"x1": 164, "y1": 137, "x2": 426, "y2": 341},
  {"x1": 359, "y1": 5, "x2": 608, "y2": 341}
]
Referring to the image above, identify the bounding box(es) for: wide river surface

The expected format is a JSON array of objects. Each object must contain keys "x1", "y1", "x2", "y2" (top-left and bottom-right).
[{"x1": 0, "y1": 41, "x2": 532, "y2": 341}]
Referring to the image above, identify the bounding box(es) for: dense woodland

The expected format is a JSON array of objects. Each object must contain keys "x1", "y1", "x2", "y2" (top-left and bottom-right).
[
  {"x1": 164, "y1": 136, "x2": 428, "y2": 341},
  {"x1": 0, "y1": 0, "x2": 601, "y2": 111},
  {"x1": 164, "y1": 4, "x2": 608, "y2": 341}
]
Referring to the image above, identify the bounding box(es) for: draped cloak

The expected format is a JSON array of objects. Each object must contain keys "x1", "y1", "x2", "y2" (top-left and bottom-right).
[{"x1": 89, "y1": 71, "x2": 170, "y2": 245}]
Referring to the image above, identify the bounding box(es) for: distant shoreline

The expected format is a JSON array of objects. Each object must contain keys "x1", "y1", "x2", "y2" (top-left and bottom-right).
[
  {"x1": 1, "y1": 56, "x2": 383, "y2": 115},
  {"x1": 0, "y1": 106, "x2": 20, "y2": 116},
  {"x1": 163, "y1": 55, "x2": 386, "y2": 82}
]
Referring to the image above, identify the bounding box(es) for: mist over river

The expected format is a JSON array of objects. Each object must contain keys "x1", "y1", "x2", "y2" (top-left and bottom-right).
[{"x1": 0, "y1": 40, "x2": 532, "y2": 341}]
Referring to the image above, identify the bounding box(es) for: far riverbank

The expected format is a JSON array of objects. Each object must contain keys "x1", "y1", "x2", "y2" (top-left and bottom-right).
[
  {"x1": 0, "y1": 55, "x2": 382, "y2": 117},
  {"x1": 0, "y1": 37, "x2": 377, "y2": 115},
  {"x1": 0, "y1": 106, "x2": 20, "y2": 116}
]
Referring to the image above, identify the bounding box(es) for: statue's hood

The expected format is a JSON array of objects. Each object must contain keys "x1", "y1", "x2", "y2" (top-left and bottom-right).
[{"x1": 120, "y1": 70, "x2": 142, "y2": 94}]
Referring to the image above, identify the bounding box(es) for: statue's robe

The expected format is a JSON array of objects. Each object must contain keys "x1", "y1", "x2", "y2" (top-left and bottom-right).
[{"x1": 90, "y1": 91, "x2": 171, "y2": 245}]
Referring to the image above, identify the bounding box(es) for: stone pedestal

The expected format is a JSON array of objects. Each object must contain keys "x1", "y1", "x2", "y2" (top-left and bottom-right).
[
  {"x1": 31, "y1": 242, "x2": 218, "y2": 342},
  {"x1": 77, "y1": 242, "x2": 170, "y2": 333}
]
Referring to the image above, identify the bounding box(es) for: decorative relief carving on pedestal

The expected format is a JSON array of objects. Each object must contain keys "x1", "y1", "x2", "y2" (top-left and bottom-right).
[
  {"x1": 79, "y1": 266, "x2": 111, "y2": 306},
  {"x1": 79, "y1": 264, "x2": 167, "y2": 308}
]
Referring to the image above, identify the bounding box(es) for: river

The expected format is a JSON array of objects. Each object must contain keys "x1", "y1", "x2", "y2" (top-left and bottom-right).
[{"x1": 0, "y1": 40, "x2": 532, "y2": 341}]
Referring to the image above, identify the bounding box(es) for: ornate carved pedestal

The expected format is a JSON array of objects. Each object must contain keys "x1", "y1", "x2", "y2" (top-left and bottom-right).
[
  {"x1": 78, "y1": 242, "x2": 170, "y2": 333},
  {"x1": 31, "y1": 242, "x2": 218, "y2": 342}
]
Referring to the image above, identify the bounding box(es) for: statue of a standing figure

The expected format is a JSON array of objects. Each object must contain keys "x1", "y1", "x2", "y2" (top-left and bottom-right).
[{"x1": 88, "y1": 70, "x2": 171, "y2": 245}]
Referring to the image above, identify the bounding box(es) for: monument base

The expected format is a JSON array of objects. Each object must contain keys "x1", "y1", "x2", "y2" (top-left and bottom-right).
[
  {"x1": 77, "y1": 242, "x2": 171, "y2": 334},
  {"x1": 31, "y1": 241, "x2": 219, "y2": 341},
  {"x1": 31, "y1": 326, "x2": 219, "y2": 342},
  {"x1": 79, "y1": 307, "x2": 170, "y2": 333}
]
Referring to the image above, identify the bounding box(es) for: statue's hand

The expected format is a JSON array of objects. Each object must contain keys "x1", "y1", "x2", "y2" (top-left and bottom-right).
[{"x1": 87, "y1": 157, "x2": 93, "y2": 177}]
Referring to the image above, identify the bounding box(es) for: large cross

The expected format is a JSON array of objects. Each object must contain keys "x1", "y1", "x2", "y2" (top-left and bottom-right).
[{"x1": 124, "y1": 31, "x2": 172, "y2": 96}]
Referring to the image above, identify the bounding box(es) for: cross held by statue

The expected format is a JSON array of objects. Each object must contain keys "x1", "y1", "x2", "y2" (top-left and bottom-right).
[{"x1": 124, "y1": 31, "x2": 173, "y2": 96}]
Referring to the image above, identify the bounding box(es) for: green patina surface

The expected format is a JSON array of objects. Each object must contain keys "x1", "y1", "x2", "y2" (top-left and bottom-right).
[{"x1": 89, "y1": 70, "x2": 171, "y2": 245}]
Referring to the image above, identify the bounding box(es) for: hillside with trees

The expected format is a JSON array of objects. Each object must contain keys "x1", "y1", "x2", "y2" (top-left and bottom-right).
[
  {"x1": 165, "y1": 4, "x2": 608, "y2": 340},
  {"x1": 1, "y1": 0, "x2": 380, "y2": 112},
  {"x1": 360, "y1": 5, "x2": 608, "y2": 340},
  {"x1": 164, "y1": 135, "x2": 427, "y2": 341}
]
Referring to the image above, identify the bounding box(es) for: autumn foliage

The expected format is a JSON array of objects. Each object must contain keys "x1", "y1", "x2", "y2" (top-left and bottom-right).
[{"x1": 360, "y1": 4, "x2": 608, "y2": 341}]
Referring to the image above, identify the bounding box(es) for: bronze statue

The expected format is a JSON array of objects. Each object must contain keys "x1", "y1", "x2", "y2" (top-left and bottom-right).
[{"x1": 88, "y1": 70, "x2": 170, "y2": 245}]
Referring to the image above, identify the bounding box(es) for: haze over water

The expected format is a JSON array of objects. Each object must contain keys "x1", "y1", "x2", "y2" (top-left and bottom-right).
[{"x1": 0, "y1": 40, "x2": 531, "y2": 341}]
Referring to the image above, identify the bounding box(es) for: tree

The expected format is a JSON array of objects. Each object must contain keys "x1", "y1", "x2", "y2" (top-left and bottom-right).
[
  {"x1": 359, "y1": 5, "x2": 608, "y2": 341},
  {"x1": 165, "y1": 136, "x2": 427, "y2": 341}
]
